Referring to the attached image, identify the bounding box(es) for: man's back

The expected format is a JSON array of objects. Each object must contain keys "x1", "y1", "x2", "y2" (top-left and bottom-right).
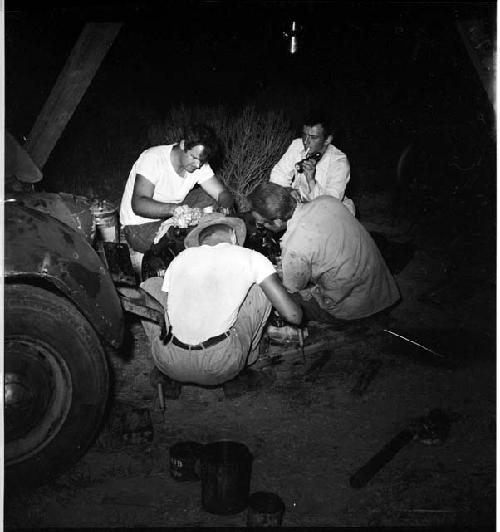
[
  {"x1": 163, "y1": 243, "x2": 275, "y2": 344},
  {"x1": 281, "y1": 196, "x2": 399, "y2": 319}
]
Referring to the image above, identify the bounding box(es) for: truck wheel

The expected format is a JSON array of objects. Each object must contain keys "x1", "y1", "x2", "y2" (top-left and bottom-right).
[{"x1": 4, "y1": 284, "x2": 110, "y2": 492}]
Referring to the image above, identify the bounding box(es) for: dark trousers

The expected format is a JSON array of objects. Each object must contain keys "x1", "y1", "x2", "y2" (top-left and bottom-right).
[{"x1": 122, "y1": 186, "x2": 217, "y2": 253}]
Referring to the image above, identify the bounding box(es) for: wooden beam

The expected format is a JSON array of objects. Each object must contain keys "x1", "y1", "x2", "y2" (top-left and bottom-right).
[
  {"x1": 25, "y1": 23, "x2": 123, "y2": 168},
  {"x1": 5, "y1": 130, "x2": 43, "y2": 183}
]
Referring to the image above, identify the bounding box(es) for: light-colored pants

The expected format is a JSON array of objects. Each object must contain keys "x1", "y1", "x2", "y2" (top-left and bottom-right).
[{"x1": 140, "y1": 277, "x2": 272, "y2": 386}]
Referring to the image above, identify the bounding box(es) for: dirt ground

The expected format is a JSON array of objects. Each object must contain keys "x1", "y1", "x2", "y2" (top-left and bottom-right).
[{"x1": 4, "y1": 190, "x2": 496, "y2": 529}]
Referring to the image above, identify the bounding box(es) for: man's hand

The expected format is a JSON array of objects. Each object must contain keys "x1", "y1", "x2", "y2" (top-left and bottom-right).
[
  {"x1": 201, "y1": 177, "x2": 235, "y2": 211},
  {"x1": 217, "y1": 189, "x2": 235, "y2": 211},
  {"x1": 302, "y1": 159, "x2": 317, "y2": 193}
]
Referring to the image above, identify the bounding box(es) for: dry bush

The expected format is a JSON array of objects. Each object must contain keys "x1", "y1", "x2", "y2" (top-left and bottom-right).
[
  {"x1": 147, "y1": 103, "x2": 230, "y2": 146},
  {"x1": 220, "y1": 106, "x2": 294, "y2": 210},
  {"x1": 149, "y1": 104, "x2": 294, "y2": 211}
]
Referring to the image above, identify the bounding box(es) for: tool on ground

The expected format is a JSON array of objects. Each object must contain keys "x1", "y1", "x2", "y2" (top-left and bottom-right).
[
  {"x1": 298, "y1": 328, "x2": 306, "y2": 363},
  {"x1": 350, "y1": 359, "x2": 383, "y2": 396},
  {"x1": 157, "y1": 383, "x2": 165, "y2": 411},
  {"x1": 383, "y1": 329, "x2": 445, "y2": 358},
  {"x1": 349, "y1": 408, "x2": 453, "y2": 489}
]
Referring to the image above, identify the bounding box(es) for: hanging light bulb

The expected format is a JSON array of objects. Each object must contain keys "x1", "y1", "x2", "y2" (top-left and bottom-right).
[
  {"x1": 289, "y1": 20, "x2": 298, "y2": 54},
  {"x1": 283, "y1": 20, "x2": 300, "y2": 54}
]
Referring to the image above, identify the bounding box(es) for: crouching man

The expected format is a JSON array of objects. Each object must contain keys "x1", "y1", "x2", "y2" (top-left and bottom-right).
[
  {"x1": 140, "y1": 213, "x2": 302, "y2": 398},
  {"x1": 248, "y1": 183, "x2": 400, "y2": 325}
]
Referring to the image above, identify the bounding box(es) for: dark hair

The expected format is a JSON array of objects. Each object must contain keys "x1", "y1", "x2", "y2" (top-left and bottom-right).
[
  {"x1": 248, "y1": 183, "x2": 296, "y2": 221},
  {"x1": 183, "y1": 123, "x2": 219, "y2": 163},
  {"x1": 302, "y1": 109, "x2": 333, "y2": 137},
  {"x1": 199, "y1": 223, "x2": 234, "y2": 245}
]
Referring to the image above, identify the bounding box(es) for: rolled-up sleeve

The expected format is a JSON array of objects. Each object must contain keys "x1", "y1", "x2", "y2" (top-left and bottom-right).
[
  {"x1": 135, "y1": 150, "x2": 161, "y2": 185},
  {"x1": 310, "y1": 155, "x2": 350, "y2": 201},
  {"x1": 281, "y1": 248, "x2": 312, "y2": 293},
  {"x1": 270, "y1": 142, "x2": 299, "y2": 187}
]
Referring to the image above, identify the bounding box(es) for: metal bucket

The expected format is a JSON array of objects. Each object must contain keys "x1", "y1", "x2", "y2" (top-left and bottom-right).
[
  {"x1": 247, "y1": 491, "x2": 285, "y2": 527},
  {"x1": 169, "y1": 441, "x2": 204, "y2": 481},
  {"x1": 200, "y1": 440, "x2": 253, "y2": 515},
  {"x1": 91, "y1": 200, "x2": 119, "y2": 243}
]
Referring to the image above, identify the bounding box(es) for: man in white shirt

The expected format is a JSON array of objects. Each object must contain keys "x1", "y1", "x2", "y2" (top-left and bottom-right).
[
  {"x1": 120, "y1": 124, "x2": 235, "y2": 252},
  {"x1": 139, "y1": 214, "x2": 302, "y2": 398},
  {"x1": 270, "y1": 111, "x2": 355, "y2": 216}
]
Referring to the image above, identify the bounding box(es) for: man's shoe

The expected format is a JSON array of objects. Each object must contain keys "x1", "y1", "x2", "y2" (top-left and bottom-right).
[{"x1": 149, "y1": 367, "x2": 182, "y2": 400}]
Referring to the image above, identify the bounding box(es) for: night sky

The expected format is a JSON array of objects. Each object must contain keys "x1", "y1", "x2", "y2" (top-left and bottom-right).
[
  {"x1": 5, "y1": 1, "x2": 496, "y2": 196},
  {"x1": 3, "y1": 3, "x2": 497, "y2": 526}
]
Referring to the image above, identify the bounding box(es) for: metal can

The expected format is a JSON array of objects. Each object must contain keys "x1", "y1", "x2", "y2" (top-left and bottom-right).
[{"x1": 169, "y1": 441, "x2": 204, "y2": 481}]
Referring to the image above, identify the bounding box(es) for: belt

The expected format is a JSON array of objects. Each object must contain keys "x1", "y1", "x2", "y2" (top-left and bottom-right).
[{"x1": 171, "y1": 330, "x2": 231, "y2": 350}]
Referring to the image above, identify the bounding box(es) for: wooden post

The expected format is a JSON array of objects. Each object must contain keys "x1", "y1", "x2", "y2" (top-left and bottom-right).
[
  {"x1": 5, "y1": 130, "x2": 43, "y2": 183},
  {"x1": 25, "y1": 23, "x2": 123, "y2": 169}
]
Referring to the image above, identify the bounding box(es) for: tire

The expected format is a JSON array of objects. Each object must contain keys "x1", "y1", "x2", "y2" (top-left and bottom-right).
[{"x1": 4, "y1": 284, "x2": 110, "y2": 492}]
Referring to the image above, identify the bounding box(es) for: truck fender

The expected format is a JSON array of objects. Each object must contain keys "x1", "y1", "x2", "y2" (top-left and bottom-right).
[{"x1": 5, "y1": 202, "x2": 124, "y2": 349}]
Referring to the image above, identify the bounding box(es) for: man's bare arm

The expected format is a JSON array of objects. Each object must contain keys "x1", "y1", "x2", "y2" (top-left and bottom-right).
[
  {"x1": 200, "y1": 176, "x2": 235, "y2": 209},
  {"x1": 259, "y1": 273, "x2": 303, "y2": 325},
  {"x1": 131, "y1": 174, "x2": 178, "y2": 218}
]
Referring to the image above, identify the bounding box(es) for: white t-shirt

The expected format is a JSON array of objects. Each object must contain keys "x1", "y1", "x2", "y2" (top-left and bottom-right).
[
  {"x1": 120, "y1": 144, "x2": 214, "y2": 226},
  {"x1": 162, "y1": 243, "x2": 276, "y2": 344}
]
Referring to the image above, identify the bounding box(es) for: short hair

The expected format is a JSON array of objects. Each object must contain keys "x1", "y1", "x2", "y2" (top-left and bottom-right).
[
  {"x1": 248, "y1": 183, "x2": 296, "y2": 221},
  {"x1": 302, "y1": 109, "x2": 333, "y2": 137},
  {"x1": 198, "y1": 223, "x2": 234, "y2": 245},
  {"x1": 182, "y1": 123, "x2": 218, "y2": 163}
]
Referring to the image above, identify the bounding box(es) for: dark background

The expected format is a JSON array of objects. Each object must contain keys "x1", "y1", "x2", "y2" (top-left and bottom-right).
[
  {"x1": 4, "y1": 3, "x2": 497, "y2": 527},
  {"x1": 5, "y1": 1, "x2": 496, "y2": 201}
]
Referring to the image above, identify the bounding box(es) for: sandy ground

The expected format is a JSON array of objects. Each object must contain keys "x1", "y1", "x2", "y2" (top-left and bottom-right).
[{"x1": 4, "y1": 192, "x2": 495, "y2": 529}]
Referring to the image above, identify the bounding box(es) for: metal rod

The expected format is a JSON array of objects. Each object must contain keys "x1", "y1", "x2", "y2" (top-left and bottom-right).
[
  {"x1": 157, "y1": 383, "x2": 165, "y2": 411},
  {"x1": 383, "y1": 329, "x2": 445, "y2": 358},
  {"x1": 298, "y1": 328, "x2": 306, "y2": 363}
]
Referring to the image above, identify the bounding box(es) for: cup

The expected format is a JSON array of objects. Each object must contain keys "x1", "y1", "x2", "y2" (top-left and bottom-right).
[{"x1": 247, "y1": 491, "x2": 285, "y2": 527}]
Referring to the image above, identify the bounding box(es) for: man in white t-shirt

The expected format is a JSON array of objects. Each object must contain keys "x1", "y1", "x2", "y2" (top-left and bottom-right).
[
  {"x1": 139, "y1": 214, "x2": 302, "y2": 398},
  {"x1": 120, "y1": 124, "x2": 235, "y2": 252},
  {"x1": 270, "y1": 110, "x2": 355, "y2": 216}
]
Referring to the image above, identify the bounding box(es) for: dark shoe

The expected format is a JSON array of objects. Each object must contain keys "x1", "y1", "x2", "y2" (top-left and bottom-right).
[
  {"x1": 149, "y1": 367, "x2": 182, "y2": 400},
  {"x1": 223, "y1": 368, "x2": 272, "y2": 399}
]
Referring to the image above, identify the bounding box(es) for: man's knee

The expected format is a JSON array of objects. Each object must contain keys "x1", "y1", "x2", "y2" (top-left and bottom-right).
[
  {"x1": 183, "y1": 186, "x2": 217, "y2": 209},
  {"x1": 123, "y1": 223, "x2": 160, "y2": 253},
  {"x1": 123, "y1": 230, "x2": 149, "y2": 253},
  {"x1": 140, "y1": 276, "x2": 168, "y2": 308}
]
